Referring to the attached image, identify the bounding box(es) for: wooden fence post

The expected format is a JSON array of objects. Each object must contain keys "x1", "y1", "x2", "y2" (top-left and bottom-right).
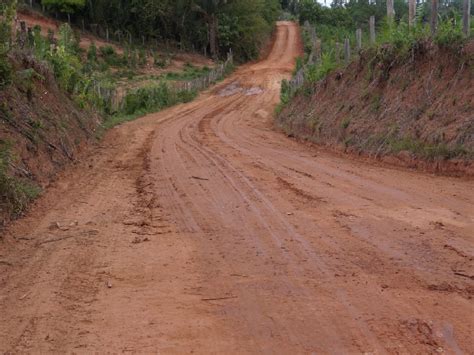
[
  {"x1": 387, "y1": 0, "x2": 395, "y2": 24},
  {"x1": 335, "y1": 42, "x2": 342, "y2": 63},
  {"x1": 356, "y1": 28, "x2": 362, "y2": 51},
  {"x1": 315, "y1": 39, "x2": 322, "y2": 62},
  {"x1": 430, "y1": 0, "x2": 438, "y2": 35},
  {"x1": 18, "y1": 21, "x2": 27, "y2": 48},
  {"x1": 344, "y1": 38, "x2": 351, "y2": 64},
  {"x1": 409, "y1": 0, "x2": 416, "y2": 28},
  {"x1": 369, "y1": 16, "x2": 376, "y2": 44},
  {"x1": 310, "y1": 27, "x2": 317, "y2": 47},
  {"x1": 463, "y1": 0, "x2": 471, "y2": 37}
]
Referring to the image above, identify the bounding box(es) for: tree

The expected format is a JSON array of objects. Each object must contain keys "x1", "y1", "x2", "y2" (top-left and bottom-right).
[
  {"x1": 0, "y1": 0, "x2": 17, "y2": 87},
  {"x1": 77, "y1": 0, "x2": 280, "y2": 61},
  {"x1": 42, "y1": 0, "x2": 85, "y2": 23},
  {"x1": 193, "y1": 0, "x2": 227, "y2": 59}
]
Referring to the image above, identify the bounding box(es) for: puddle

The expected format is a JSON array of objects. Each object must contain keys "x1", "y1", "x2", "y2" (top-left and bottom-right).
[
  {"x1": 218, "y1": 82, "x2": 264, "y2": 97},
  {"x1": 218, "y1": 81, "x2": 243, "y2": 97},
  {"x1": 244, "y1": 87, "x2": 264, "y2": 96}
]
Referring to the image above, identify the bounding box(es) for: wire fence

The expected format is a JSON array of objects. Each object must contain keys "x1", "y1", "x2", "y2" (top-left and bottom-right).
[
  {"x1": 14, "y1": 1, "x2": 235, "y2": 115},
  {"x1": 286, "y1": 0, "x2": 472, "y2": 94},
  {"x1": 99, "y1": 52, "x2": 234, "y2": 113}
]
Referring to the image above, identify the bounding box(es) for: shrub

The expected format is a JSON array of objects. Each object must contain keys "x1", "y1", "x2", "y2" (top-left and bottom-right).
[
  {"x1": 280, "y1": 79, "x2": 290, "y2": 105},
  {"x1": 87, "y1": 42, "x2": 97, "y2": 62},
  {"x1": 123, "y1": 81, "x2": 174, "y2": 115},
  {"x1": 100, "y1": 45, "x2": 126, "y2": 66},
  {"x1": 58, "y1": 23, "x2": 80, "y2": 54},
  {"x1": 305, "y1": 51, "x2": 338, "y2": 83},
  {"x1": 0, "y1": 2, "x2": 14, "y2": 88},
  {"x1": 138, "y1": 49, "x2": 147, "y2": 67},
  {"x1": 165, "y1": 65, "x2": 212, "y2": 81},
  {"x1": 153, "y1": 52, "x2": 168, "y2": 68},
  {"x1": 0, "y1": 140, "x2": 41, "y2": 218},
  {"x1": 0, "y1": 56, "x2": 12, "y2": 88},
  {"x1": 435, "y1": 20, "x2": 465, "y2": 49},
  {"x1": 47, "y1": 45, "x2": 83, "y2": 93},
  {"x1": 294, "y1": 56, "x2": 304, "y2": 74}
]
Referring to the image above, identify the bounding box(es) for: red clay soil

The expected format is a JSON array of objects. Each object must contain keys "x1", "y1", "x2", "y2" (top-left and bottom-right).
[
  {"x1": 0, "y1": 22, "x2": 473, "y2": 353},
  {"x1": 278, "y1": 40, "x2": 474, "y2": 176},
  {"x1": 0, "y1": 51, "x2": 99, "y2": 218}
]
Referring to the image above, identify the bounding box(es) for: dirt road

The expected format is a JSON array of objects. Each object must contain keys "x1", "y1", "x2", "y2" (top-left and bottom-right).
[{"x1": 1, "y1": 22, "x2": 473, "y2": 353}]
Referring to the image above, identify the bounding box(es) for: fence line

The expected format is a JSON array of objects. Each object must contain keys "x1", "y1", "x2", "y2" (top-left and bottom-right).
[
  {"x1": 101, "y1": 52, "x2": 234, "y2": 113},
  {"x1": 19, "y1": 0, "x2": 204, "y2": 52},
  {"x1": 13, "y1": 12, "x2": 234, "y2": 115},
  {"x1": 287, "y1": 0, "x2": 471, "y2": 95}
]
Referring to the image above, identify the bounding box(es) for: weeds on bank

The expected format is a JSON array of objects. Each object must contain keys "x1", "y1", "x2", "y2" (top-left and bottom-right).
[{"x1": 0, "y1": 140, "x2": 41, "y2": 218}]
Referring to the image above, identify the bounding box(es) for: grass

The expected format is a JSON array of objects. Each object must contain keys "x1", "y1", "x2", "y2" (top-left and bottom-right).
[
  {"x1": 388, "y1": 137, "x2": 472, "y2": 160},
  {"x1": 340, "y1": 117, "x2": 351, "y2": 130},
  {"x1": 100, "y1": 82, "x2": 198, "y2": 131},
  {"x1": 164, "y1": 63, "x2": 211, "y2": 81},
  {"x1": 0, "y1": 140, "x2": 41, "y2": 219}
]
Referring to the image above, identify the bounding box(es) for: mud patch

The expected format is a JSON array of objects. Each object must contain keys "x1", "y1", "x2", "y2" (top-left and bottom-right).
[
  {"x1": 244, "y1": 87, "x2": 264, "y2": 96},
  {"x1": 218, "y1": 81, "x2": 243, "y2": 97}
]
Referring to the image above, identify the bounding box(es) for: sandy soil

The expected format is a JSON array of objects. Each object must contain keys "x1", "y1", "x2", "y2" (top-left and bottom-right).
[{"x1": 0, "y1": 22, "x2": 473, "y2": 353}]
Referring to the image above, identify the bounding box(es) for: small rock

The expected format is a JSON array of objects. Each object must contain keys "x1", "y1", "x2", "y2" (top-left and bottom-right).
[{"x1": 106, "y1": 280, "x2": 112, "y2": 288}]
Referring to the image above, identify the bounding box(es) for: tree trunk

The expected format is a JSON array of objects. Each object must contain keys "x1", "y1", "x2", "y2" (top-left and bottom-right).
[
  {"x1": 463, "y1": 0, "x2": 471, "y2": 37},
  {"x1": 409, "y1": 0, "x2": 416, "y2": 28},
  {"x1": 386, "y1": 0, "x2": 395, "y2": 23},
  {"x1": 369, "y1": 16, "x2": 376, "y2": 44},
  {"x1": 431, "y1": 0, "x2": 438, "y2": 35},
  {"x1": 209, "y1": 14, "x2": 218, "y2": 60}
]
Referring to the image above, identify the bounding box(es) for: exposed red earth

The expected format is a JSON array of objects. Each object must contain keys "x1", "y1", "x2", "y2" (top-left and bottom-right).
[{"x1": 0, "y1": 21, "x2": 473, "y2": 353}]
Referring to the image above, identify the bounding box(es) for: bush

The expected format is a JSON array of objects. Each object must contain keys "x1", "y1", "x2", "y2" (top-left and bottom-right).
[
  {"x1": 100, "y1": 45, "x2": 126, "y2": 66},
  {"x1": 165, "y1": 64, "x2": 212, "y2": 81},
  {"x1": 122, "y1": 81, "x2": 174, "y2": 115},
  {"x1": 280, "y1": 79, "x2": 290, "y2": 105},
  {"x1": 435, "y1": 20, "x2": 465, "y2": 49},
  {"x1": 0, "y1": 56, "x2": 12, "y2": 88},
  {"x1": 305, "y1": 52, "x2": 338, "y2": 83},
  {"x1": 123, "y1": 81, "x2": 197, "y2": 115},
  {"x1": 47, "y1": 45, "x2": 83, "y2": 93},
  {"x1": 0, "y1": 7, "x2": 13, "y2": 88},
  {"x1": 87, "y1": 42, "x2": 97, "y2": 62}
]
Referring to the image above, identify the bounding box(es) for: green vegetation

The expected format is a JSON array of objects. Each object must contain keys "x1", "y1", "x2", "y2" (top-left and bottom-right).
[
  {"x1": 279, "y1": 0, "x2": 472, "y2": 110},
  {"x1": 0, "y1": 0, "x2": 16, "y2": 87},
  {"x1": 42, "y1": 0, "x2": 85, "y2": 22},
  {"x1": 121, "y1": 82, "x2": 196, "y2": 116},
  {"x1": 101, "y1": 84, "x2": 197, "y2": 131},
  {"x1": 387, "y1": 136, "x2": 471, "y2": 160},
  {"x1": 37, "y1": 0, "x2": 281, "y2": 62},
  {"x1": 277, "y1": 0, "x2": 473, "y2": 164},
  {"x1": 165, "y1": 64, "x2": 211, "y2": 81},
  {"x1": 0, "y1": 140, "x2": 41, "y2": 219},
  {"x1": 341, "y1": 117, "x2": 351, "y2": 130}
]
